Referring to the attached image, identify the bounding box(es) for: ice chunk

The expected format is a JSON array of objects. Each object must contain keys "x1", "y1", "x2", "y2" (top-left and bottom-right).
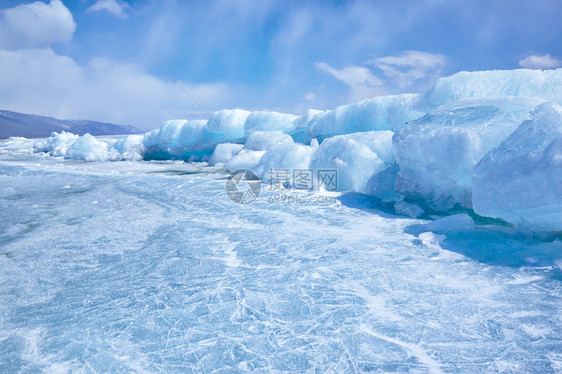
[
  {"x1": 310, "y1": 133, "x2": 386, "y2": 192},
  {"x1": 33, "y1": 132, "x2": 144, "y2": 161},
  {"x1": 293, "y1": 109, "x2": 325, "y2": 129},
  {"x1": 143, "y1": 112, "x2": 298, "y2": 161},
  {"x1": 393, "y1": 98, "x2": 542, "y2": 211},
  {"x1": 472, "y1": 103, "x2": 562, "y2": 231},
  {"x1": 143, "y1": 115, "x2": 296, "y2": 161},
  {"x1": 110, "y1": 135, "x2": 145, "y2": 161},
  {"x1": 208, "y1": 143, "x2": 243, "y2": 165},
  {"x1": 176, "y1": 120, "x2": 212, "y2": 148},
  {"x1": 395, "y1": 126, "x2": 482, "y2": 210},
  {"x1": 307, "y1": 94, "x2": 423, "y2": 139},
  {"x1": 143, "y1": 119, "x2": 221, "y2": 159},
  {"x1": 243, "y1": 131, "x2": 294, "y2": 151},
  {"x1": 423, "y1": 68, "x2": 562, "y2": 108},
  {"x1": 143, "y1": 119, "x2": 185, "y2": 149},
  {"x1": 365, "y1": 163, "x2": 402, "y2": 201},
  {"x1": 255, "y1": 142, "x2": 316, "y2": 182},
  {"x1": 422, "y1": 213, "x2": 475, "y2": 232},
  {"x1": 111, "y1": 135, "x2": 143, "y2": 153},
  {"x1": 343, "y1": 131, "x2": 395, "y2": 164},
  {"x1": 225, "y1": 150, "x2": 265, "y2": 172},
  {"x1": 244, "y1": 111, "x2": 298, "y2": 135},
  {"x1": 291, "y1": 109, "x2": 325, "y2": 142},
  {"x1": 34, "y1": 131, "x2": 79, "y2": 157},
  {"x1": 207, "y1": 109, "x2": 250, "y2": 139},
  {"x1": 226, "y1": 131, "x2": 296, "y2": 172},
  {"x1": 65, "y1": 134, "x2": 109, "y2": 162},
  {"x1": 312, "y1": 130, "x2": 395, "y2": 192}
]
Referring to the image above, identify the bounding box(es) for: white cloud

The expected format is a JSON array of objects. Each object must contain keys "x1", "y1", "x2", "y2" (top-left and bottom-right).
[
  {"x1": 0, "y1": 0, "x2": 75, "y2": 50},
  {"x1": 0, "y1": 0, "x2": 231, "y2": 128},
  {"x1": 304, "y1": 93, "x2": 316, "y2": 101},
  {"x1": 0, "y1": 48, "x2": 231, "y2": 128},
  {"x1": 314, "y1": 62, "x2": 383, "y2": 101},
  {"x1": 315, "y1": 50, "x2": 446, "y2": 101},
  {"x1": 519, "y1": 54, "x2": 562, "y2": 69},
  {"x1": 87, "y1": 0, "x2": 129, "y2": 19},
  {"x1": 368, "y1": 50, "x2": 447, "y2": 89}
]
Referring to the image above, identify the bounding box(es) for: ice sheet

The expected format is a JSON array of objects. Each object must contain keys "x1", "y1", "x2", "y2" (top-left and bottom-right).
[{"x1": 0, "y1": 151, "x2": 560, "y2": 372}]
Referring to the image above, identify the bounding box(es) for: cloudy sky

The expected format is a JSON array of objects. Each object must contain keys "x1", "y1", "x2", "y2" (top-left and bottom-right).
[{"x1": 0, "y1": 0, "x2": 561, "y2": 129}]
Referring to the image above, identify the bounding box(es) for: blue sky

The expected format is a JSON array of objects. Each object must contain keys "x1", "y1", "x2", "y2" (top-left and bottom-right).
[{"x1": 0, "y1": 0, "x2": 561, "y2": 128}]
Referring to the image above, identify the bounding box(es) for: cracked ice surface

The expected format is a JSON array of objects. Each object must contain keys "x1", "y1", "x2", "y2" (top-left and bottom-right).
[{"x1": 0, "y1": 154, "x2": 561, "y2": 373}]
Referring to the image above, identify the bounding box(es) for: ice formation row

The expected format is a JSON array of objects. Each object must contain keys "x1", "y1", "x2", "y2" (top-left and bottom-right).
[{"x1": 24, "y1": 68, "x2": 562, "y2": 232}]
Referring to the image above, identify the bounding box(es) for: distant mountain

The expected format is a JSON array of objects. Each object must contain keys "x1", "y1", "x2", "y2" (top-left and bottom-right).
[{"x1": 0, "y1": 110, "x2": 145, "y2": 139}]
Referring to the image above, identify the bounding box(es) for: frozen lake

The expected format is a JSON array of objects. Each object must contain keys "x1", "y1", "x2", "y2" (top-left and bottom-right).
[{"x1": 0, "y1": 149, "x2": 561, "y2": 373}]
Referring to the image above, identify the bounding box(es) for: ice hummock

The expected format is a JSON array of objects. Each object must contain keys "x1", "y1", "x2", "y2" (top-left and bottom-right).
[
  {"x1": 244, "y1": 111, "x2": 298, "y2": 135},
  {"x1": 392, "y1": 97, "x2": 543, "y2": 211},
  {"x1": 310, "y1": 131, "x2": 394, "y2": 193},
  {"x1": 422, "y1": 68, "x2": 562, "y2": 109},
  {"x1": 256, "y1": 141, "x2": 316, "y2": 181},
  {"x1": 65, "y1": 133, "x2": 110, "y2": 162},
  {"x1": 21, "y1": 67, "x2": 562, "y2": 231},
  {"x1": 33, "y1": 132, "x2": 144, "y2": 162},
  {"x1": 34, "y1": 131, "x2": 79, "y2": 157},
  {"x1": 243, "y1": 131, "x2": 294, "y2": 151},
  {"x1": 111, "y1": 135, "x2": 145, "y2": 161},
  {"x1": 305, "y1": 94, "x2": 423, "y2": 140},
  {"x1": 207, "y1": 109, "x2": 250, "y2": 139},
  {"x1": 142, "y1": 119, "x2": 218, "y2": 160},
  {"x1": 208, "y1": 143, "x2": 243, "y2": 165},
  {"x1": 224, "y1": 131, "x2": 295, "y2": 172},
  {"x1": 472, "y1": 103, "x2": 562, "y2": 232}
]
